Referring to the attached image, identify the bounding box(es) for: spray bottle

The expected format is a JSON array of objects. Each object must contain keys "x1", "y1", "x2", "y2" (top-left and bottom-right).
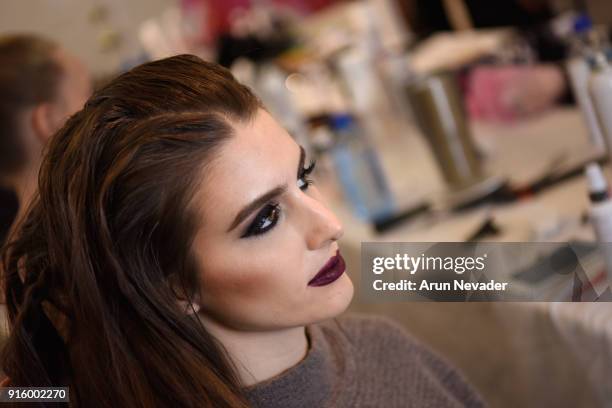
[
  {"x1": 329, "y1": 113, "x2": 396, "y2": 223},
  {"x1": 566, "y1": 14, "x2": 606, "y2": 151},
  {"x1": 589, "y1": 52, "x2": 612, "y2": 159},
  {"x1": 585, "y1": 163, "x2": 612, "y2": 288}
]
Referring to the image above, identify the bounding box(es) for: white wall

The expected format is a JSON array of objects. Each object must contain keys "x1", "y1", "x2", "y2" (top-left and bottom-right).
[{"x1": 0, "y1": 0, "x2": 174, "y2": 76}]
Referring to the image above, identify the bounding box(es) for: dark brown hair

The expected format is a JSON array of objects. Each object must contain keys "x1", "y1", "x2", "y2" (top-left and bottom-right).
[
  {"x1": 1, "y1": 54, "x2": 262, "y2": 407},
  {"x1": 0, "y1": 34, "x2": 63, "y2": 174}
]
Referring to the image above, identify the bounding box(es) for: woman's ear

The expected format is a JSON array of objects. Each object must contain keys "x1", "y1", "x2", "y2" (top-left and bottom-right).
[
  {"x1": 30, "y1": 102, "x2": 59, "y2": 143},
  {"x1": 170, "y1": 275, "x2": 202, "y2": 315}
]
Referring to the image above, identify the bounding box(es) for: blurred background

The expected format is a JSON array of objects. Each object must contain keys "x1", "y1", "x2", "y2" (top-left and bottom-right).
[{"x1": 3, "y1": 0, "x2": 612, "y2": 406}]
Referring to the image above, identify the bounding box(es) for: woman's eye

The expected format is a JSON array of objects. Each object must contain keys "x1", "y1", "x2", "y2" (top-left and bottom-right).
[
  {"x1": 297, "y1": 160, "x2": 316, "y2": 191},
  {"x1": 242, "y1": 203, "x2": 281, "y2": 238}
]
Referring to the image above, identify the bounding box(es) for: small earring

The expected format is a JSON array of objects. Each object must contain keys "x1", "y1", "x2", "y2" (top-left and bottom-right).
[{"x1": 177, "y1": 299, "x2": 201, "y2": 315}]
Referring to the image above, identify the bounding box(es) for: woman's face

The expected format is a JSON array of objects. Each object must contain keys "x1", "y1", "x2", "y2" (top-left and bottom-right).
[{"x1": 191, "y1": 109, "x2": 354, "y2": 331}]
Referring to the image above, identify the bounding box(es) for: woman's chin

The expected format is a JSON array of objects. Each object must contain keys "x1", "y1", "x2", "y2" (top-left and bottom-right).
[{"x1": 312, "y1": 274, "x2": 355, "y2": 321}]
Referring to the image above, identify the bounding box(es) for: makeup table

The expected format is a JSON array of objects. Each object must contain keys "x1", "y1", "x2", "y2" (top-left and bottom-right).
[{"x1": 320, "y1": 107, "x2": 610, "y2": 407}]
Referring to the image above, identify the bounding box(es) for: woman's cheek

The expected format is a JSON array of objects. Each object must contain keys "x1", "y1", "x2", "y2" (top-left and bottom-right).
[{"x1": 202, "y1": 262, "x2": 263, "y2": 299}]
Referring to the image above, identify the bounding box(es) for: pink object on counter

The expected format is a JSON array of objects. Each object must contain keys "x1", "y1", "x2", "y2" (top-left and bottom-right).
[{"x1": 466, "y1": 64, "x2": 566, "y2": 123}]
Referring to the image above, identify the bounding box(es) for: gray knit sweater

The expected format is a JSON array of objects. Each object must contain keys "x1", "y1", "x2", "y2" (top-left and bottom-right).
[{"x1": 243, "y1": 313, "x2": 486, "y2": 408}]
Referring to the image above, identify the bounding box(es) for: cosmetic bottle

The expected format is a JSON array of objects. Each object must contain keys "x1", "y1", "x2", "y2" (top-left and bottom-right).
[
  {"x1": 585, "y1": 163, "x2": 612, "y2": 287},
  {"x1": 590, "y1": 52, "x2": 612, "y2": 159},
  {"x1": 566, "y1": 14, "x2": 606, "y2": 151},
  {"x1": 329, "y1": 113, "x2": 395, "y2": 223}
]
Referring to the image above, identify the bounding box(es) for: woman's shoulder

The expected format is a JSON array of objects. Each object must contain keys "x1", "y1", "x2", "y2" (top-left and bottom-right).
[
  {"x1": 313, "y1": 312, "x2": 431, "y2": 367},
  {"x1": 326, "y1": 312, "x2": 462, "y2": 372},
  {"x1": 317, "y1": 313, "x2": 487, "y2": 407}
]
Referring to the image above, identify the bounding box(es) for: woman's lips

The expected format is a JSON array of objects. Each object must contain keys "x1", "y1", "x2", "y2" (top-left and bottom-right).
[{"x1": 308, "y1": 250, "x2": 346, "y2": 287}]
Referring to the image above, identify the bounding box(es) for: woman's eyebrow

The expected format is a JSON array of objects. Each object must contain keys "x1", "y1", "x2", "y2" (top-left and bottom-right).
[{"x1": 226, "y1": 145, "x2": 305, "y2": 233}]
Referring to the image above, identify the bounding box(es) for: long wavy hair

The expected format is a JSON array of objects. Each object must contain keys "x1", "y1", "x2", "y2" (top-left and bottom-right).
[{"x1": 0, "y1": 54, "x2": 262, "y2": 407}]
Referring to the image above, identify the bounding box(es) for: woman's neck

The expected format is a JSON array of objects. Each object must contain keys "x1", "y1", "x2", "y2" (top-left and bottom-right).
[
  {"x1": 197, "y1": 313, "x2": 309, "y2": 387},
  {"x1": 6, "y1": 162, "x2": 39, "y2": 226}
]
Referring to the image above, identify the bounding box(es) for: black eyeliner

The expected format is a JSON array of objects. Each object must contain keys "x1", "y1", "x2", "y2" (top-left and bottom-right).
[
  {"x1": 241, "y1": 203, "x2": 281, "y2": 238},
  {"x1": 241, "y1": 156, "x2": 316, "y2": 239}
]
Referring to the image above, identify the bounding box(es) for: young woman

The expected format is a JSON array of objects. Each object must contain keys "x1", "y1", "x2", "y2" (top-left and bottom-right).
[{"x1": 1, "y1": 54, "x2": 486, "y2": 407}]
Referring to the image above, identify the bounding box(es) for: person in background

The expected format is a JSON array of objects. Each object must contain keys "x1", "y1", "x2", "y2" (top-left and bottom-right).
[
  {"x1": 0, "y1": 54, "x2": 486, "y2": 407},
  {"x1": 0, "y1": 34, "x2": 91, "y2": 244}
]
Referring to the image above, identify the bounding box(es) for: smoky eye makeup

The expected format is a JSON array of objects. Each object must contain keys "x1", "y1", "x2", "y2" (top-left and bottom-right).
[
  {"x1": 241, "y1": 202, "x2": 281, "y2": 238},
  {"x1": 239, "y1": 150, "x2": 316, "y2": 239}
]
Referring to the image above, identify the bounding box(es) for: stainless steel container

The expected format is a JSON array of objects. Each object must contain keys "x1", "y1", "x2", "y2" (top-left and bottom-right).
[{"x1": 406, "y1": 71, "x2": 483, "y2": 191}]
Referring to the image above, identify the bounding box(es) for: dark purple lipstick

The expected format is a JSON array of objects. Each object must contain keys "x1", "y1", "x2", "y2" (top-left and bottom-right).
[{"x1": 308, "y1": 250, "x2": 346, "y2": 287}]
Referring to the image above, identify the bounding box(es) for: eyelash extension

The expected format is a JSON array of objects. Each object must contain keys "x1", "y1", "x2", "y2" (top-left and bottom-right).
[
  {"x1": 298, "y1": 159, "x2": 316, "y2": 190},
  {"x1": 303, "y1": 159, "x2": 316, "y2": 175}
]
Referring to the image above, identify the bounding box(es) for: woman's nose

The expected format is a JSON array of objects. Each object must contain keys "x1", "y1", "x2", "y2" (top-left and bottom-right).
[{"x1": 301, "y1": 192, "x2": 344, "y2": 251}]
